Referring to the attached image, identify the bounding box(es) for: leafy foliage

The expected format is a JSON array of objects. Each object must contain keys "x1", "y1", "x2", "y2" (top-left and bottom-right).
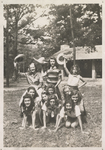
[{"x1": 4, "y1": 4, "x2": 102, "y2": 83}]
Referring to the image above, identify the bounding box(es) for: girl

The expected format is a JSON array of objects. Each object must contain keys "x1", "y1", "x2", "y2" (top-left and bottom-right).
[
  {"x1": 20, "y1": 93, "x2": 37, "y2": 129},
  {"x1": 42, "y1": 94, "x2": 60, "y2": 129},
  {"x1": 19, "y1": 86, "x2": 39, "y2": 108},
  {"x1": 19, "y1": 62, "x2": 43, "y2": 100},
  {"x1": 43, "y1": 57, "x2": 62, "y2": 99},
  {"x1": 71, "y1": 90, "x2": 87, "y2": 123},
  {"x1": 37, "y1": 90, "x2": 48, "y2": 129},
  {"x1": 63, "y1": 58, "x2": 86, "y2": 97},
  {"x1": 46, "y1": 84, "x2": 62, "y2": 104},
  {"x1": 55, "y1": 99, "x2": 88, "y2": 134},
  {"x1": 62, "y1": 85, "x2": 72, "y2": 105}
]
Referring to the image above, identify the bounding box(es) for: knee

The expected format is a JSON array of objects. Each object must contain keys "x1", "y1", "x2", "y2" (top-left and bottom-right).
[
  {"x1": 65, "y1": 121, "x2": 71, "y2": 128},
  {"x1": 71, "y1": 121, "x2": 78, "y2": 128}
]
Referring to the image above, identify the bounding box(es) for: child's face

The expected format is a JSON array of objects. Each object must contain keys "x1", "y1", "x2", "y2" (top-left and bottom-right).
[
  {"x1": 66, "y1": 103, "x2": 72, "y2": 110},
  {"x1": 72, "y1": 68, "x2": 77, "y2": 75},
  {"x1": 28, "y1": 89, "x2": 35, "y2": 98},
  {"x1": 64, "y1": 87, "x2": 71, "y2": 95},
  {"x1": 42, "y1": 94, "x2": 48, "y2": 102},
  {"x1": 24, "y1": 98, "x2": 31, "y2": 107},
  {"x1": 71, "y1": 94, "x2": 78, "y2": 103},
  {"x1": 50, "y1": 99, "x2": 55, "y2": 107},
  {"x1": 50, "y1": 59, "x2": 55, "y2": 67},
  {"x1": 30, "y1": 66, "x2": 35, "y2": 73},
  {"x1": 48, "y1": 88, "x2": 54, "y2": 95}
]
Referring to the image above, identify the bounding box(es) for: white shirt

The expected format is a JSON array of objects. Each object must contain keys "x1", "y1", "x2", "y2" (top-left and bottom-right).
[
  {"x1": 67, "y1": 74, "x2": 81, "y2": 86},
  {"x1": 59, "y1": 105, "x2": 81, "y2": 118},
  {"x1": 41, "y1": 102, "x2": 47, "y2": 111}
]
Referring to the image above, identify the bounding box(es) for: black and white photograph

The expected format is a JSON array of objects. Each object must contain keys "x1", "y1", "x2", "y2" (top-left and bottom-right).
[{"x1": 2, "y1": 0, "x2": 104, "y2": 148}]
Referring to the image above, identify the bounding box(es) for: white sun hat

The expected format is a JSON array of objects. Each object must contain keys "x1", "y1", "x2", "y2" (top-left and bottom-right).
[
  {"x1": 33, "y1": 57, "x2": 48, "y2": 64},
  {"x1": 14, "y1": 54, "x2": 24, "y2": 62},
  {"x1": 57, "y1": 52, "x2": 73, "y2": 65}
]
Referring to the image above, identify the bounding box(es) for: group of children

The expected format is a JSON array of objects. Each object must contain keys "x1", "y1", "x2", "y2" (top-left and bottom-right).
[
  {"x1": 19, "y1": 83, "x2": 87, "y2": 134},
  {"x1": 18, "y1": 56, "x2": 89, "y2": 133}
]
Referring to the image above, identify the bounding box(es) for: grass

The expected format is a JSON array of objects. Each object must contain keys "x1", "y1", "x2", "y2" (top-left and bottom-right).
[{"x1": 3, "y1": 83, "x2": 102, "y2": 147}]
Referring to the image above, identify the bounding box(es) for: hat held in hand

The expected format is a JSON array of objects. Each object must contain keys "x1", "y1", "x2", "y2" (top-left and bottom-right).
[
  {"x1": 33, "y1": 57, "x2": 47, "y2": 64},
  {"x1": 57, "y1": 53, "x2": 73, "y2": 65}
]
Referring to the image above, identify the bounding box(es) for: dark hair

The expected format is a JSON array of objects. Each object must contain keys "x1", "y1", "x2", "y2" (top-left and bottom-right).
[
  {"x1": 64, "y1": 99, "x2": 74, "y2": 111},
  {"x1": 28, "y1": 62, "x2": 38, "y2": 74},
  {"x1": 70, "y1": 64, "x2": 80, "y2": 75},
  {"x1": 48, "y1": 94, "x2": 57, "y2": 101},
  {"x1": 22, "y1": 93, "x2": 33, "y2": 108},
  {"x1": 21, "y1": 93, "x2": 35, "y2": 114},
  {"x1": 27, "y1": 86, "x2": 38, "y2": 99},
  {"x1": 46, "y1": 84, "x2": 55, "y2": 94},
  {"x1": 48, "y1": 57, "x2": 58, "y2": 68},
  {"x1": 41, "y1": 90, "x2": 47, "y2": 95},
  {"x1": 47, "y1": 94, "x2": 58, "y2": 106},
  {"x1": 23, "y1": 93, "x2": 32, "y2": 100}
]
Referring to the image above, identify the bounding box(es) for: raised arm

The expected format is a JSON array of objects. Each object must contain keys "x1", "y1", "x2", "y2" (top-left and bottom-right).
[{"x1": 63, "y1": 58, "x2": 70, "y2": 76}]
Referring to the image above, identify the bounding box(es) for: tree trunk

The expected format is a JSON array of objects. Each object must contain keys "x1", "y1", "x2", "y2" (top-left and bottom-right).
[
  {"x1": 6, "y1": 6, "x2": 9, "y2": 87},
  {"x1": 97, "y1": 4, "x2": 101, "y2": 26},
  {"x1": 14, "y1": 15, "x2": 18, "y2": 58}
]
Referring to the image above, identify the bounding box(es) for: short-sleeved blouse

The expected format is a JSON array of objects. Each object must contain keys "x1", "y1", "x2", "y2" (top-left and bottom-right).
[
  {"x1": 59, "y1": 105, "x2": 81, "y2": 118},
  {"x1": 67, "y1": 74, "x2": 81, "y2": 87}
]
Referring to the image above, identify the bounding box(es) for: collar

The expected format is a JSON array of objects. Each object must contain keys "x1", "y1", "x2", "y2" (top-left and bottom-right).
[{"x1": 50, "y1": 66, "x2": 57, "y2": 70}]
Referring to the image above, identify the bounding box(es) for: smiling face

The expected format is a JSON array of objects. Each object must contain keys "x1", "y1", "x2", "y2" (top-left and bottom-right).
[
  {"x1": 29, "y1": 63, "x2": 36, "y2": 73},
  {"x1": 28, "y1": 89, "x2": 35, "y2": 98},
  {"x1": 24, "y1": 98, "x2": 31, "y2": 107},
  {"x1": 71, "y1": 94, "x2": 78, "y2": 103},
  {"x1": 65, "y1": 103, "x2": 72, "y2": 111}
]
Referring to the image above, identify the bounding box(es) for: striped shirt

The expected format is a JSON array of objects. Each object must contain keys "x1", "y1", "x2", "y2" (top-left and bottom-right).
[{"x1": 46, "y1": 66, "x2": 61, "y2": 85}]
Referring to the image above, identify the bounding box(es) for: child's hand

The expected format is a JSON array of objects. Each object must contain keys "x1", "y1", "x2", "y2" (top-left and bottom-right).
[
  {"x1": 41, "y1": 126, "x2": 46, "y2": 129},
  {"x1": 19, "y1": 126, "x2": 25, "y2": 130}
]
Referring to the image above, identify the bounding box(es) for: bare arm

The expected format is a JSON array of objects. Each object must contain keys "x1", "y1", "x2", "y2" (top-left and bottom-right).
[
  {"x1": 55, "y1": 114, "x2": 63, "y2": 132},
  {"x1": 77, "y1": 115, "x2": 89, "y2": 134},
  {"x1": 19, "y1": 90, "x2": 27, "y2": 107},
  {"x1": 77, "y1": 115, "x2": 83, "y2": 132},
  {"x1": 18, "y1": 71, "x2": 27, "y2": 77},
  {"x1": 55, "y1": 78, "x2": 62, "y2": 88},
  {"x1": 63, "y1": 58, "x2": 70, "y2": 76},
  {"x1": 42, "y1": 110, "x2": 46, "y2": 128},
  {"x1": 78, "y1": 76, "x2": 87, "y2": 89}
]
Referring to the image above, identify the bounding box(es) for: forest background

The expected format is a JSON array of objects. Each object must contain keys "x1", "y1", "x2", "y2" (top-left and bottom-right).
[{"x1": 4, "y1": 4, "x2": 102, "y2": 86}]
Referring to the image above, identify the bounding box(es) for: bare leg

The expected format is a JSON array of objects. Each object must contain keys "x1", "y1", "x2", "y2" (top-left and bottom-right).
[
  {"x1": 54, "y1": 114, "x2": 63, "y2": 132},
  {"x1": 32, "y1": 111, "x2": 36, "y2": 129},
  {"x1": 20, "y1": 114, "x2": 27, "y2": 129},
  {"x1": 71, "y1": 119, "x2": 78, "y2": 128},
  {"x1": 41, "y1": 110, "x2": 47, "y2": 129}
]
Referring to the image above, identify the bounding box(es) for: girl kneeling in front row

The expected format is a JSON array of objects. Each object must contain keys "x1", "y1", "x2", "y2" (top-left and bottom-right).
[{"x1": 55, "y1": 97, "x2": 88, "y2": 134}]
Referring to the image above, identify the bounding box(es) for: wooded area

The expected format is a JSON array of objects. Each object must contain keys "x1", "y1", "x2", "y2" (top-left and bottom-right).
[{"x1": 4, "y1": 4, "x2": 102, "y2": 87}]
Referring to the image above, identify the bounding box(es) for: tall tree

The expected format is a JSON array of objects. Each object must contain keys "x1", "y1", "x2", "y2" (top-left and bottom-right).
[
  {"x1": 4, "y1": 4, "x2": 37, "y2": 86},
  {"x1": 46, "y1": 4, "x2": 102, "y2": 50}
]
